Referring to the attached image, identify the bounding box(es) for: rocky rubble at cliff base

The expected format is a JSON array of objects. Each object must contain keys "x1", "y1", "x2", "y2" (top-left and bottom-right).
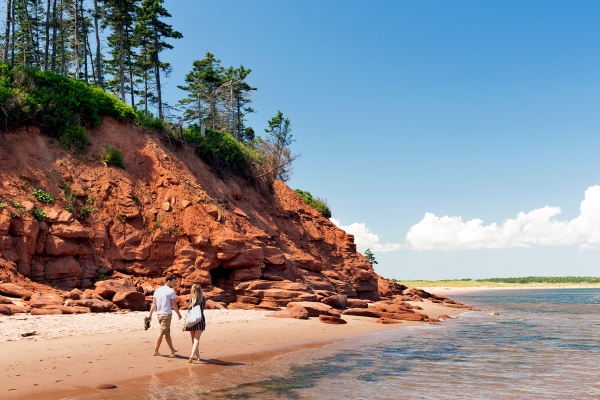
[{"x1": 0, "y1": 278, "x2": 473, "y2": 324}]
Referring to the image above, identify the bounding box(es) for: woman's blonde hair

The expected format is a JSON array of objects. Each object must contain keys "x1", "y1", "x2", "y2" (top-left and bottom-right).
[{"x1": 190, "y1": 284, "x2": 203, "y2": 308}]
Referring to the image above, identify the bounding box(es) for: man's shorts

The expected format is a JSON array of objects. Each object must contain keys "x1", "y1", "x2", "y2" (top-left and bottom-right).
[{"x1": 157, "y1": 314, "x2": 173, "y2": 334}]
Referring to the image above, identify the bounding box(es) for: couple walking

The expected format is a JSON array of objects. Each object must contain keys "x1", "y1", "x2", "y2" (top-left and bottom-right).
[{"x1": 147, "y1": 275, "x2": 206, "y2": 363}]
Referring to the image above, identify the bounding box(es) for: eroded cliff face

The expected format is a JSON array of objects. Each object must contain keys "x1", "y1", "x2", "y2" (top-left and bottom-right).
[{"x1": 0, "y1": 118, "x2": 397, "y2": 308}]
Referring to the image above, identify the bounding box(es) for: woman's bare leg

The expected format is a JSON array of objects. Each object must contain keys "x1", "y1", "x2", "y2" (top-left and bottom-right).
[
  {"x1": 189, "y1": 330, "x2": 202, "y2": 363},
  {"x1": 188, "y1": 330, "x2": 197, "y2": 362}
]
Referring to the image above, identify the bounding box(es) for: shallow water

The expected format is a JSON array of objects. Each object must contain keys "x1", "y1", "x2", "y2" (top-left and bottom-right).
[{"x1": 79, "y1": 289, "x2": 600, "y2": 399}]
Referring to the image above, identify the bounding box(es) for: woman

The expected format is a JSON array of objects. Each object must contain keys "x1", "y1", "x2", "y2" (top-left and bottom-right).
[{"x1": 182, "y1": 284, "x2": 206, "y2": 363}]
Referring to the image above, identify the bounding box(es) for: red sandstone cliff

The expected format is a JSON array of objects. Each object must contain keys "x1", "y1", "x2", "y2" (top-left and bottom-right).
[{"x1": 0, "y1": 118, "x2": 407, "y2": 311}]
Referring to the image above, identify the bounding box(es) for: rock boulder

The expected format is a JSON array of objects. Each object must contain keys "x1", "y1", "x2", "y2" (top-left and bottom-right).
[
  {"x1": 321, "y1": 294, "x2": 347, "y2": 309},
  {"x1": 287, "y1": 301, "x2": 337, "y2": 317},
  {"x1": 318, "y1": 314, "x2": 347, "y2": 324},
  {"x1": 28, "y1": 292, "x2": 64, "y2": 308},
  {"x1": 71, "y1": 298, "x2": 113, "y2": 313},
  {"x1": 31, "y1": 308, "x2": 62, "y2": 315},
  {"x1": 112, "y1": 291, "x2": 147, "y2": 311},
  {"x1": 0, "y1": 283, "x2": 33, "y2": 300},
  {"x1": 346, "y1": 298, "x2": 370, "y2": 308},
  {"x1": 95, "y1": 278, "x2": 138, "y2": 300},
  {"x1": 266, "y1": 307, "x2": 309, "y2": 320}
]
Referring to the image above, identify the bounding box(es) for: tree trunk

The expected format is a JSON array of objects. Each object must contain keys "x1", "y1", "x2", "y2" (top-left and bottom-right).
[
  {"x1": 24, "y1": 1, "x2": 40, "y2": 66},
  {"x1": 236, "y1": 94, "x2": 242, "y2": 139},
  {"x1": 10, "y1": 0, "x2": 15, "y2": 64},
  {"x1": 197, "y1": 92, "x2": 201, "y2": 127},
  {"x1": 127, "y1": 27, "x2": 134, "y2": 106},
  {"x1": 118, "y1": 0, "x2": 125, "y2": 101},
  {"x1": 2, "y1": 0, "x2": 11, "y2": 62},
  {"x1": 50, "y1": 0, "x2": 57, "y2": 71},
  {"x1": 155, "y1": 64, "x2": 162, "y2": 119},
  {"x1": 44, "y1": 0, "x2": 50, "y2": 69},
  {"x1": 80, "y1": 0, "x2": 87, "y2": 81},
  {"x1": 153, "y1": 27, "x2": 162, "y2": 119},
  {"x1": 87, "y1": 38, "x2": 95, "y2": 83},
  {"x1": 74, "y1": 0, "x2": 79, "y2": 79},
  {"x1": 60, "y1": 0, "x2": 65, "y2": 74},
  {"x1": 144, "y1": 71, "x2": 148, "y2": 112},
  {"x1": 93, "y1": 0, "x2": 102, "y2": 87}
]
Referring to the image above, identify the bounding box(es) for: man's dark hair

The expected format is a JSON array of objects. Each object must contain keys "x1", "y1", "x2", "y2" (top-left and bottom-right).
[{"x1": 165, "y1": 274, "x2": 177, "y2": 283}]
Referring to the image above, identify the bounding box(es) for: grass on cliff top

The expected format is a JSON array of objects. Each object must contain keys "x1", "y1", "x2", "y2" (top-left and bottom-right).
[
  {"x1": 184, "y1": 123, "x2": 264, "y2": 180},
  {"x1": 0, "y1": 63, "x2": 263, "y2": 182},
  {"x1": 0, "y1": 63, "x2": 135, "y2": 153},
  {"x1": 396, "y1": 278, "x2": 600, "y2": 288},
  {"x1": 294, "y1": 189, "x2": 331, "y2": 218}
]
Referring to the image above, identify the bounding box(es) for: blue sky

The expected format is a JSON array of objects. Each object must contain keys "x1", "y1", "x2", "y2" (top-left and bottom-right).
[{"x1": 160, "y1": 1, "x2": 600, "y2": 279}]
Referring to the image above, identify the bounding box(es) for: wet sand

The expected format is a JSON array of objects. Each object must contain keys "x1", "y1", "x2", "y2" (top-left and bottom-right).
[{"x1": 0, "y1": 302, "x2": 464, "y2": 399}]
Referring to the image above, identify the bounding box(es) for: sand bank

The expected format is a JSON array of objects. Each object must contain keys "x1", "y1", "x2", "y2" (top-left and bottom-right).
[
  {"x1": 0, "y1": 301, "x2": 464, "y2": 399},
  {"x1": 418, "y1": 284, "x2": 600, "y2": 296}
]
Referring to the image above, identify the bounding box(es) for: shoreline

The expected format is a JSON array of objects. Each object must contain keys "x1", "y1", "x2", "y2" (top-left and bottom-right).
[
  {"x1": 1, "y1": 301, "x2": 465, "y2": 399},
  {"x1": 417, "y1": 284, "x2": 600, "y2": 295}
]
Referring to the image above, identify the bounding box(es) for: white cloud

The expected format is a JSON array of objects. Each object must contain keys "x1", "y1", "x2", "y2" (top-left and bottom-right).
[
  {"x1": 406, "y1": 185, "x2": 600, "y2": 251},
  {"x1": 330, "y1": 218, "x2": 403, "y2": 253}
]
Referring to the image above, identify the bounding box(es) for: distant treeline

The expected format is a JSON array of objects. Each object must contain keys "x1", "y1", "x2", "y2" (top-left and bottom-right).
[{"x1": 485, "y1": 277, "x2": 600, "y2": 284}]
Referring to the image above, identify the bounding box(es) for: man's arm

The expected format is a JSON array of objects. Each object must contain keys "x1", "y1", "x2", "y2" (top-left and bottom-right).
[
  {"x1": 171, "y1": 297, "x2": 181, "y2": 319},
  {"x1": 148, "y1": 298, "x2": 156, "y2": 320}
]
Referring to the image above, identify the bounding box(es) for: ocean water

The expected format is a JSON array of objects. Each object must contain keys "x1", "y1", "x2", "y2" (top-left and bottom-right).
[{"x1": 81, "y1": 289, "x2": 600, "y2": 399}]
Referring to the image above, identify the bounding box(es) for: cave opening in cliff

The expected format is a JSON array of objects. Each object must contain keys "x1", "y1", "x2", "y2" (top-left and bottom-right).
[{"x1": 210, "y1": 266, "x2": 231, "y2": 285}]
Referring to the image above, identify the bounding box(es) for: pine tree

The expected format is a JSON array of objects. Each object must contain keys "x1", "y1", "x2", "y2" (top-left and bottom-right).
[
  {"x1": 133, "y1": 2, "x2": 156, "y2": 113},
  {"x1": 364, "y1": 249, "x2": 378, "y2": 265},
  {"x1": 49, "y1": 0, "x2": 57, "y2": 70},
  {"x1": 102, "y1": 0, "x2": 139, "y2": 103},
  {"x1": 136, "y1": 0, "x2": 181, "y2": 119},
  {"x1": 92, "y1": 0, "x2": 102, "y2": 86},
  {"x1": 42, "y1": 0, "x2": 50, "y2": 68},
  {"x1": 13, "y1": 0, "x2": 45, "y2": 67},
  {"x1": 223, "y1": 64, "x2": 256, "y2": 140},
  {"x1": 177, "y1": 51, "x2": 223, "y2": 128},
  {"x1": 262, "y1": 111, "x2": 298, "y2": 182},
  {"x1": 56, "y1": 0, "x2": 75, "y2": 75},
  {"x1": 2, "y1": 0, "x2": 12, "y2": 62}
]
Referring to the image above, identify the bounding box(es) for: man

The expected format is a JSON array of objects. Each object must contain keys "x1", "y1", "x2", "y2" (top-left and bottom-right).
[{"x1": 148, "y1": 274, "x2": 181, "y2": 356}]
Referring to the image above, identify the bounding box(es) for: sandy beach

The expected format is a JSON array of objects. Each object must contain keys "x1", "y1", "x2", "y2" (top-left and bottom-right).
[{"x1": 0, "y1": 301, "x2": 464, "y2": 399}]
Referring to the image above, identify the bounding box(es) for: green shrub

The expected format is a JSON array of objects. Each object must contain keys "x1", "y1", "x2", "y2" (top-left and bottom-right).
[
  {"x1": 32, "y1": 208, "x2": 47, "y2": 221},
  {"x1": 0, "y1": 202, "x2": 4, "y2": 211},
  {"x1": 79, "y1": 204, "x2": 94, "y2": 218},
  {"x1": 183, "y1": 124, "x2": 203, "y2": 143},
  {"x1": 101, "y1": 146, "x2": 125, "y2": 168},
  {"x1": 189, "y1": 126, "x2": 261, "y2": 179},
  {"x1": 78, "y1": 197, "x2": 94, "y2": 218},
  {"x1": 61, "y1": 183, "x2": 77, "y2": 214},
  {"x1": 32, "y1": 188, "x2": 55, "y2": 203},
  {"x1": 153, "y1": 213, "x2": 164, "y2": 231},
  {"x1": 294, "y1": 189, "x2": 332, "y2": 218},
  {"x1": 135, "y1": 110, "x2": 172, "y2": 132},
  {"x1": 59, "y1": 125, "x2": 90, "y2": 153},
  {"x1": 0, "y1": 63, "x2": 135, "y2": 153},
  {"x1": 9, "y1": 200, "x2": 25, "y2": 215}
]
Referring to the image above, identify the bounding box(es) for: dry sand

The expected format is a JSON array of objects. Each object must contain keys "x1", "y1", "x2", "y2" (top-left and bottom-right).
[{"x1": 0, "y1": 301, "x2": 465, "y2": 399}]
